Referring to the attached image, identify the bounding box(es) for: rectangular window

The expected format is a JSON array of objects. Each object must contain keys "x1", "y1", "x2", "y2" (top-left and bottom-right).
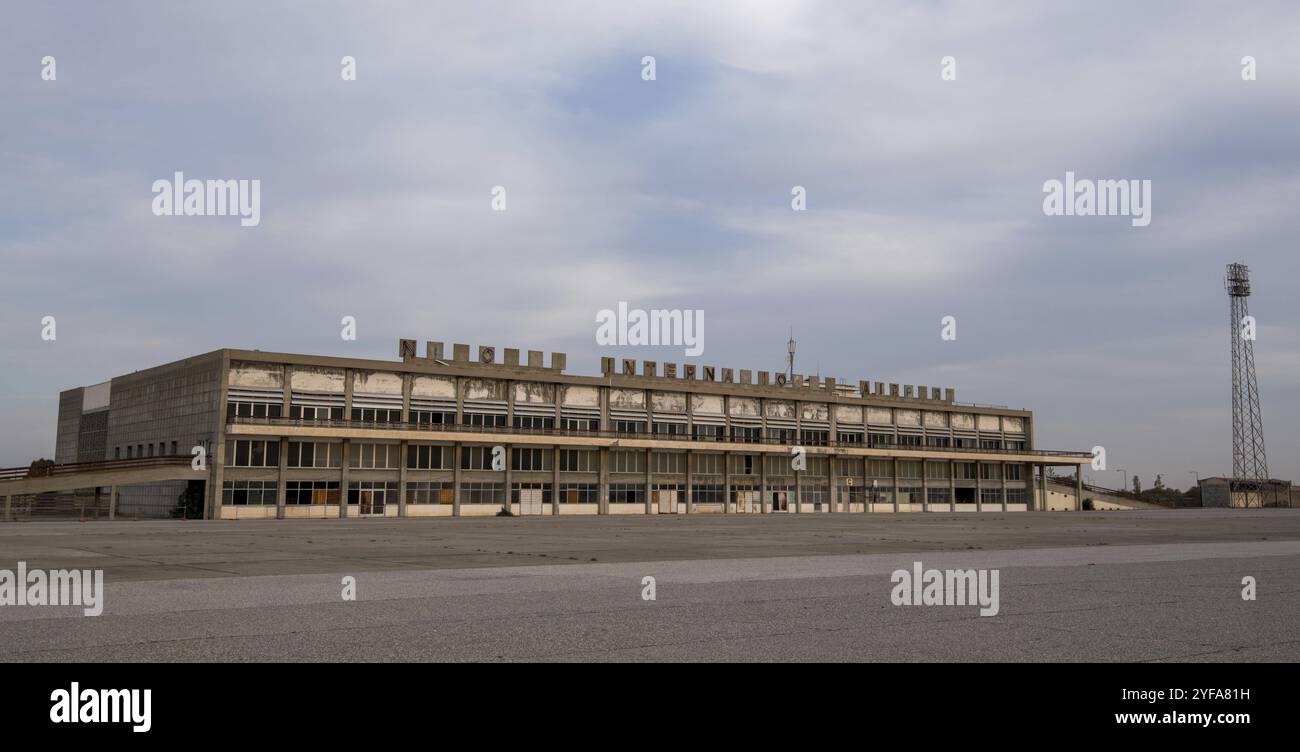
[
  {"x1": 348, "y1": 442, "x2": 400, "y2": 469},
  {"x1": 800, "y1": 429, "x2": 828, "y2": 446},
  {"x1": 729, "y1": 425, "x2": 761, "y2": 443},
  {"x1": 464, "y1": 413, "x2": 507, "y2": 427},
  {"x1": 350, "y1": 407, "x2": 401, "y2": 423},
  {"x1": 955, "y1": 462, "x2": 977, "y2": 480},
  {"x1": 980, "y1": 438, "x2": 1003, "y2": 450},
  {"x1": 693, "y1": 424, "x2": 723, "y2": 441},
  {"x1": 559, "y1": 449, "x2": 598, "y2": 472},
  {"x1": 286, "y1": 481, "x2": 341, "y2": 505},
  {"x1": 290, "y1": 405, "x2": 344, "y2": 421},
  {"x1": 837, "y1": 431, "x2": 864, "y2": 445},
  {"x1": 411, "y1": 410, "x2": 454, "y2": 425},
  {"x1": 222, "y1": 480, "x2": 277, "y2": 506},
  {"x1": 513, "y1": 415, "x2": 555, "y2": 431},
  {"x1": 559, "y1": 483, "x2": 599, "y2": 503},
  {"x1": 226, "y1": 439, "x2": 279, "y2": 467},
  {"x1": 868, "y1": 433, "x2": 893, "y2": 447},
  {"x1": 460, "y1": 482, "x2": 504, "y2": 504},
  {"x1": 609, "y1": 450, "x2": 645, "y2": 473},
  {"x1": 511, "y1": 447, "x2": 550, "y2": 471},
  {"x1": 406, "y1": 481, "x2": 454, "y2": 504},
  {"x1": 926, "y1": 436, "x2": 951, "y2": 447},
  {"x1": 561, "y1": 417, "x2": 599, "y2": 432},
  {"x1": 651, "y1": 452, "x2": 686, "y2": 474},
  {"x1": 767, "y1": 427, "x2": 796, "y2": 443},
  {"x1": 406, "y1": 444, "x2": 450, "y2": 470},
  {"x1": 459, "y1": 446, "x2": 495, "y2": 470},
  {"x1": 609, "y1": 483, "x2": 645, "y2": 503},
  {"x1": 694, "y1": 454, "x2": 723, "y2": 475},
  {"x1": 652, "y1": 422, "x2": 686, "y2": 437},
  {"x1": 979, "y1": 463, "x2": 1002, "y2": 481},
  {"x1": 613, "y1": 420, "x2": 646, "y2": 435}
]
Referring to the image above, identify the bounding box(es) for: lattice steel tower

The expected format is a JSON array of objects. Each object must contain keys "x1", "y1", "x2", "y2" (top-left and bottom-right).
[{"x1": 1225, "y1": 263, "x2": 1268, "y2": 480}]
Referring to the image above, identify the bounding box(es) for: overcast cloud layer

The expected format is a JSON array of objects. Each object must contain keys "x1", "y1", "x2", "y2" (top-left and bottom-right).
[{"x1": 2, "y1": 1, "x2": 1297, "y2": 488}]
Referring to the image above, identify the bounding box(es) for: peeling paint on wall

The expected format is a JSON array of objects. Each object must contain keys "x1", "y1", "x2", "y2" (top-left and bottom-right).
[
  {"x1": 229, "y1": 362, "x2": 284, "y2": 389},
  {"x1": 651, "y1": 391, "x2": 687, "y2": 413},
  {"x1": 896, "y1": 410, "x2": 921, "y2": 427},
  {"x1": 411, "y1": 375, "x2": 456, "y2": 398},
  {"x1": 833, "y1": 404, "x2": 862, "y2": 424},
  {"x1": 1003, "y1": 417, "x2": 1025, "y2": 433},
  {"x1": 765, "y1": 400, "x2": 794, "y2": 419},
  {"x1": 952, "y1": 413, "x2": 975, "y2": 430},
  {"x1": 800, "y1": 402, "x2": 829, "y2": 421},
  {"x1": 867, "y1": 407, "x2": 893, "y2": 425},
  {"x1": 464, "y1": 378, "x2": 507, "y2": 401},
  {"x1": 353, "y1": 370, "x2": 403, "y2": 395},
  {"x1": 691, "y1": 393, "x2": 723, "y2": 414},
  {"x1": 513, "y1": 381, "x2": 555, "y2": 404},
  {"x1": 730, "y1": 397, "x2": 760, "y2": 417},
  {"x1": 609, "y1": 388, "x2": 645, "y2": 409},
  {"x1": 924, "y1": 411, "x2": 948, "y2": 428},
  {"x1": 289, "y1": 367, "x2": 345, "y2": 393},
  {"x1": 978, "y1": 415, "x2": 1001, "y2": 432},
  {"x1": 561, "y1": 385, "x2": 600, "y2": 407}
]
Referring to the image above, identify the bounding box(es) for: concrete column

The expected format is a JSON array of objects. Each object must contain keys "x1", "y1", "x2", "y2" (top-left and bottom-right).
[
  {"x1": 724, "y1": 451, "x2": 732, "y2": 514},
  {"x1": 685, "y1": 452, "x2": 694, "y2": 514},
  {"x1": 1001, "y1": 463, "x2": 1008, "y2": 512},
  {"x1": 864, "y1": 456, "x2": 871, "y2": 513},
  {"x1": 339, "y1": 439, "x2": 350, "y2": 519},
  {"x1": 109, "y1": 486, "x2": 119, "y2": 520},
  {"x1": 975, "y1": 463, "x2": 982, "y2": 513},
  {"x1": 949, "y1": 462, "x2": 956, "y2": 512},
  {"x1": 552, "y1": 446, "x2": 561, "y2": 516},
  {"x1": 453, "y1": 443, "x2": 462, "y2": 517},
  {"x1": 827, "y1": 451, "x2": 837, "y2": 514},
  {"x1": 1075, "y1": 465, "x2": 1083, "y2": 511},
  {"x1": 892, "y1": 458, "x2": 899, "y2": 513},
  {"x1": 277, "y1": 437, "x2": 288, "y2": 520},
  {"x1": 794, "y1": 469, "x2": 801, "y2": 513},
  {"x1": 5, "y1": 494, "x2": 13, "y2": 521},
  {"x1": 598, "y1": 446, "x2": 609, "y2": 515},
  {"x1": 398, "y1": 440, "x2": 408, "y2": 518},
  {"x1": 921, "y1": 460, "x2": 929, "y2": 513},
  {"x1": 1039, "y1": 463, "x2": 1048, "y2": 511},
  {"x1": 502, "y1": 443, "x2": 512, "y2": 514},
  {"x1": 760, "y1": 452, "x2": 768, "y2": 514},
  {"x1": 644, "y1": 447, "x2": 653, "y2": 515}
]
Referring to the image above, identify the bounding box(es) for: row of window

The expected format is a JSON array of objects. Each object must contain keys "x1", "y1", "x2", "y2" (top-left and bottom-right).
[
  {"x1": 114, "y1": 441, "x2": 179, "y2": 460},
  {"x1": 228, "y1": 402, "x2": 1026, "y2": 446},
  {"x1": 225, "y1": 480, "x2": 1036, "y2": 507}
]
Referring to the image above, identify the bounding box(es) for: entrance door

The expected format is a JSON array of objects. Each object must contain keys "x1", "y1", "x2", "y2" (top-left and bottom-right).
[
  {"x1": 772, "y1": 491, "x2": 789, "y2": 512},
  {"x1": 657, "y1": 490, "x2": 677, "y2": 514},
  {"x1": 519, "y1": 488, "x2": 544, "y2": 515},
  {"x1": 359, "y1": 490, "x2": 385, "y2": 517}
]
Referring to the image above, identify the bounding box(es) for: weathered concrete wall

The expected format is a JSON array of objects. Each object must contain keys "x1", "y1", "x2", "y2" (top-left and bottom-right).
[
  {"x1": 651, "y1": 391, "x2": 687, "y2": 413},
  {"x1": 514, "y1": 381, "x2": 555, "y2": 404},
  {"x1": 290, "y1": 367, "x2": 345, "y2": 393},
  {"x1": 353, "y1": 370, "x2": 402, "y2": 395},
  {"x1": 561, "y1": 385, "x2": 599, "y2": 407},
  {"x1": 55, "y1": 388, "x2": 84, "y2": 464},
  {"x1": 800, "y1": 402, "x2": 828, "y2": 421},
  {"x1": 228, "y1": 362, "x2": 283, "y2": 389},
  {"x1": 105, "y1": 352, "x2": 224, "y2": 517},
  {"x1": 411, "y1": 375, "x2": 455, "y2": 398}
]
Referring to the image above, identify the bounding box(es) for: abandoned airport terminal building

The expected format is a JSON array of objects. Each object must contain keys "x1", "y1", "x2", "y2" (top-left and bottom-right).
[{"x1": 43, "y1": 340, "x2": 1093, "y2": 519}]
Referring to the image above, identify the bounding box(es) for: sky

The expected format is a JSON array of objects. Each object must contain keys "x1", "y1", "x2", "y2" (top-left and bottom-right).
[{"x1": 1, "y1": 1, "x2": 1297, "y2": 489}]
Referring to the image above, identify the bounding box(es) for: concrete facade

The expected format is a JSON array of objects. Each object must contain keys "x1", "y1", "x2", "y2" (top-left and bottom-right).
[{"x1": 47, "y1": 340, "x2": 1092, "y2": 519}]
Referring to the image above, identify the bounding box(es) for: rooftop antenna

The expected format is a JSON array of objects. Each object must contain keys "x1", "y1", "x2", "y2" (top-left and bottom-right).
[{"x1": 786, "y1": 330, "x2": 796, "y2": 382}]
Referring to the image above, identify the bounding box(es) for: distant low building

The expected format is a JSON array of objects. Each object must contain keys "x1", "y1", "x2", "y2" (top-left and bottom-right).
[{"x1": 1197, "y1": 477, "x2": 1294, "y2": 508}]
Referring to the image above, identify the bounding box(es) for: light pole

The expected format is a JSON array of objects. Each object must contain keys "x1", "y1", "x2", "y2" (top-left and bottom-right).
[{"x1": 1115, "y1": 468, "x2": 1128, "y2": 494}]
